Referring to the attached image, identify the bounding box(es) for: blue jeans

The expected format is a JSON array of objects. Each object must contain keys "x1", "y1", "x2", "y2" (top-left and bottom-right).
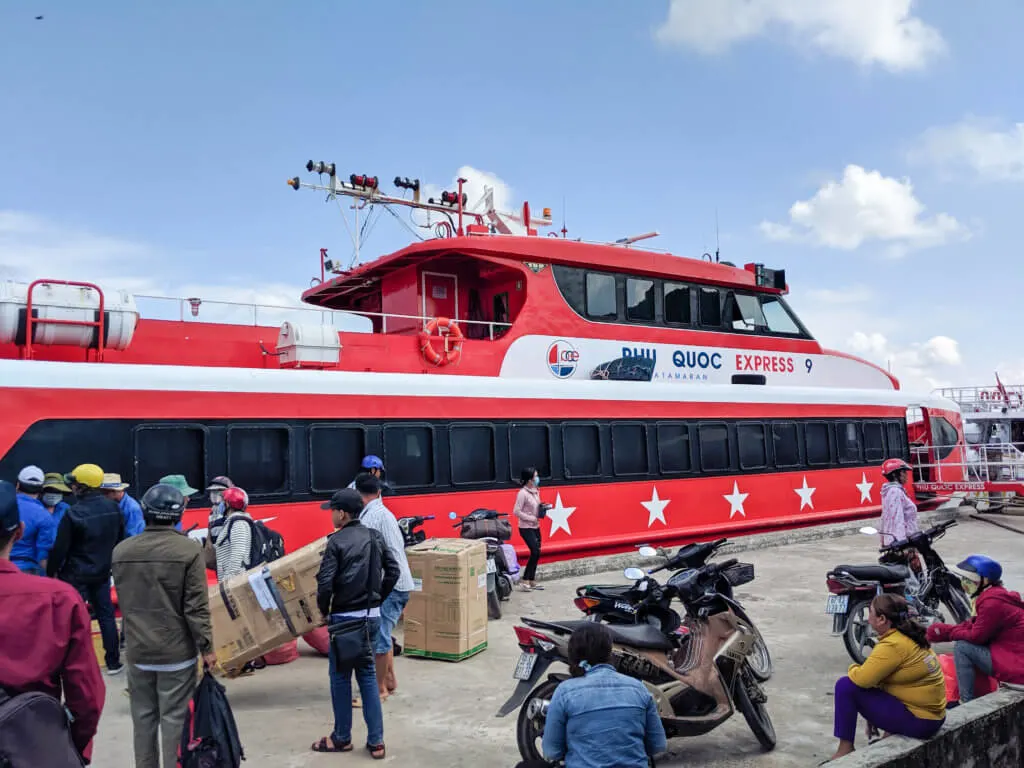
[
  {"x1": 328, "y1": 617, "x2": 383, "y2": 746},
  {"x1": 954, "y1": 641, "x2": 993, "y2": 703},
  {"x1": 376, "y1": 591, "x2": 409, "y2": 656},
  {"x1": 79, "y1": 579, "x2": 120, "y2": 669}
]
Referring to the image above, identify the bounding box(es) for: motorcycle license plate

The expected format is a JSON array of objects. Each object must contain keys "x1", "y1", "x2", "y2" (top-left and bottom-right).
[
  {"x1": 486, "y1": 558, "x2": 497, "y2": 574},
  {"x1": 825, "y1": 594, "x2": 850, "y2": 614},
  {"x1": 513, "y1": 652, "x2": 537, "y2": 681}
]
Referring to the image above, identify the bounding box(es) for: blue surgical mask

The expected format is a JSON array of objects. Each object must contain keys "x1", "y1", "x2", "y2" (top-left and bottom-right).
[
  {"x1": 533, "y1": 476, "x2": 540, "y2": 487},
  {"x1": 42, "y1": 492, "x2": 63, "y2": 508}
]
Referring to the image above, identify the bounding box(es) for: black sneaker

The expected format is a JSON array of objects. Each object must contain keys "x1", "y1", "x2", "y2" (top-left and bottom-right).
[{"x1": 106, "y1": 663, "x2": 125, "y2": 676}]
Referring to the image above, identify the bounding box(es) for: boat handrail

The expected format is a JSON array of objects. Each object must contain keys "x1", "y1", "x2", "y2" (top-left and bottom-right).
[{"x1": 933, "y1": 385, "x2": 1024, "y2": 413}]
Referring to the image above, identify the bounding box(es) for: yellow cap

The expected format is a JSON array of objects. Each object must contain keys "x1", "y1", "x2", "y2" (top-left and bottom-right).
[{"x1": 65, "y1": 463, "x2": 104, "y2": 489}]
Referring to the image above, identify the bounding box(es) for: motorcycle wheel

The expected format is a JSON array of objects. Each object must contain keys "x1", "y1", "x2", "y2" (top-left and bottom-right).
[
  {"x1": 734, "y1": 666, "x2": 776, "y2": 751},
  {"x1": 497, "y1": 574, "x2": 513, "y2": 601},
  {"x1": 842, "y1": 598, "x2": 876, "y2": 665},
  {"x1": 516, "y1": 679, "x2": 560, "y2": 762},
  {"x1": 487, "y1": 589, "x2": 502, "y2": 620},
  {"x1": 733, "y1": 605, "x2": 773, "y2": 682}
]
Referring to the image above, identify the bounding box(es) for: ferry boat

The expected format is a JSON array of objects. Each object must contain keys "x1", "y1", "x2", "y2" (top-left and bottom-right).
[{"x1": 0, "y1": 164, "x2": 970, "y2": 560}]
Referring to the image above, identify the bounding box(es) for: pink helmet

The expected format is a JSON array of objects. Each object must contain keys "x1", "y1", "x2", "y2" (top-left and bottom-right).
[
  {"x1": 881, "y1": 458, "x2": 912, "y2": 478},
  {"x1": 221, "y1": 486, "x2": 249, "y2": 511}
]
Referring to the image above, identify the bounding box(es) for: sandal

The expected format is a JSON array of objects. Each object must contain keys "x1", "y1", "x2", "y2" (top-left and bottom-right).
[
  {"x1": 311, "y1": 736, "x2": 353, "y2": 753},
  {"x1": 367, "y1": 743, "x2": 386, "y2": 760}
]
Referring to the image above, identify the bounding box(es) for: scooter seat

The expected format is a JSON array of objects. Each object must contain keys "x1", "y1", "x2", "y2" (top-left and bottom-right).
[
  {"x1": 586, "y1": 584, "x2": 636, "y2": 599},
  {"x1": 606, "y1": 623, "x2": 674, "y2": 651},
  {"x1": 834, "y1": 563, "x2": 910, "y2": 584}
]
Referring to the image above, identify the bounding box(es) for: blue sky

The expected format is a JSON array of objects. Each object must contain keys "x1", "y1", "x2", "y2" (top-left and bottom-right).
[{"x1": 2, "y1": 1, "x2": 1023, "y2": 391}]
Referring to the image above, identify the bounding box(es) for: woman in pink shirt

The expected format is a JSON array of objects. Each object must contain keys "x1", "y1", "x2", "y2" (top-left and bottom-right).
[{"x1": 514, "y1": 467, "x2": 544, "y2": 591}]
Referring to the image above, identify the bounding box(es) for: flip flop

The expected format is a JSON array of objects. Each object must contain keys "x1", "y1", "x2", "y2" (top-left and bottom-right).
[
  {"x1": 311, "y1": 737, "x2": 353, "y2": 753},
  {"x1": 352, "y1": 698, "x2": 362, "y2": 708},
  {"x1": 367, "y1": 743, "x2": 386, "y2": 760}
]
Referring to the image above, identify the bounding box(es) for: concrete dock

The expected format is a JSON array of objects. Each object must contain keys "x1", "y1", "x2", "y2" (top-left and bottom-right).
[{"x1": 91, "y1": 514, "x2": 1023, "y2": 767}]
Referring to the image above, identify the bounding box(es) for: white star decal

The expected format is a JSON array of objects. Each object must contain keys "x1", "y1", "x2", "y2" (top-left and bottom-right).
[
  {"x1": 546, "y1": 493, "x2": 576, "y2": 537},
  {"x1": 856, "y1": 473, "x2": 874, "y2": 504},
  {"x1": 723, "y1": 481, "x2": 749, "y2": 519},
  {"x1": 641, "y1": 486, "x2": 670, "y2": 528},
  {"x1": 794, "y1": 476, "x2": 816, "y2": 511}
]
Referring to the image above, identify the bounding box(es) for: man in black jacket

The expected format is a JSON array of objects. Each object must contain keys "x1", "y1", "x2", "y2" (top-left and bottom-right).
[
  {"x1": 313, "y1": 488, "x2": 399, "y2": 759},
  {"x1": 47, "y1": 463, "x2": 126, "y2": 675}
]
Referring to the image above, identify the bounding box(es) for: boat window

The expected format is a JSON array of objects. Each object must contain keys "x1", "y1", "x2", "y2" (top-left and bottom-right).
[
  {"x1": 450, "y1": 424, "x2": 496, "y2": 484},
  {"x1": 585, "y1": 273, "x2": 617, "y2": 320},
  {"x1": 563, "y1": 423, "x2": 602, "y2": 478},
  {"x1": 656, "y1": 423, "x2": 691, "y2": 473},
  {"x1": 862, "y1": 421, "x2": 885, "y2": 462},
  {"x1": 837, "y1": 422, "x2": 862, "y2": 464},
  {"x1": 886, "y1": 421, "x2": 907, "y2": 459},
  {"x1": 136, "y1": 425, "x2": 207, "y2": 498},
  {"x1": 611, "y1": 422, "x2": 648, "y2": 476},
  {"x1": 625, "y1": 279, "x2": 655, "y2": 323},
  {"x1": 772, "y1": 422, "x2": 801, "y2": 467},
  {"x1": 663, "y1": 282, "x2": 691, "y2": 325},
  {"x1": 760, "y1": 296, "x2": 802, "y2": 335},
  {"x1": 551, "y1": 265, "x2": 586, "y2": 317},
  {"x1": 728, "y1": 293, "x2": 767, "y2": 332},
  {"x1": 227, "y1": 426, "x2": 290, "y2": 495},
  {"x1": 737, "y1": 423, "x2": 767, "y2": 469},
  {"x1": 699, "y1": 423, "x2": 730, "y2": 471},
  {"x1": 309, "y1": 425, "x2": 365, "y2": 492},
  {"x1": 699, "y1": 288, "x2": 722, "y2": 328},
  {"x1": 384, "y1": 425, "x2": 435, "y2": 487},
  {"x1": 509, "y1": 423, "x2": 551, "y2": 478},
  {"x1": 929, "y1": 417, "x2": 959, "y2": 461},
  {"x1": 805, "y1": 422, "x2": 831, "y2": 466}
]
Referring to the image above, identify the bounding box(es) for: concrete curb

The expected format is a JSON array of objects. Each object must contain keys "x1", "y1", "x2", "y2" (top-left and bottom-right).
[{"x1": 535, "y1": 508, "x2": 962, "y2": 582}]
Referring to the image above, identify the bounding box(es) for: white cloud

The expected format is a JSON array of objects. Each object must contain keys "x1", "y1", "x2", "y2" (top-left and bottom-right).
[
  {"x1": 760, "y1": 165, "x2": 964, "y2": 255},
  {"x1": 655, "y1": 0, "x2": 944, "y2": 71},
  {"x1": 910, "y1": 117, "x2": 1024, "y2": 181}
]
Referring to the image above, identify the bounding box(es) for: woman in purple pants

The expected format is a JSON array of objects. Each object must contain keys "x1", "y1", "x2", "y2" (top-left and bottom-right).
[{"x1": 825, "y1": 594, "x2": 946, "y2": 762}]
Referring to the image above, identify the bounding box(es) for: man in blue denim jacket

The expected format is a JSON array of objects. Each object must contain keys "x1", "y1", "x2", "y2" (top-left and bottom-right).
[{"x1": 542, "y1": 623, "x2": 666, "y2": 768}]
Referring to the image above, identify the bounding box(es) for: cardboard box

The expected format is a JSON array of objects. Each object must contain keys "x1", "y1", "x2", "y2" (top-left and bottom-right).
[
  {"x1": 404, "y1": 538, "x2": 488, "y2": 662},
  {"x1": 210, "y1": 536, "x2": 329, "y2": 670}
]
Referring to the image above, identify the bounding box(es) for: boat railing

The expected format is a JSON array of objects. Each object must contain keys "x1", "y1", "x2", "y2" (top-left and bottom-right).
[
  {"x1": 134, "y1": 294, "x2": 510, "y2": 340},
  {"x1": 910, "y1": 440, "x2": 1024, "y2": 498},
  {"x1": 934, "y1": 385, "x2": 1024, "y2": 413}
]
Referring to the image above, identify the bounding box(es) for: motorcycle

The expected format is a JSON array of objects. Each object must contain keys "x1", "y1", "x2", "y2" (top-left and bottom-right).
[
  {"x1": 574, "y1": 539, "x2": 774, "y2": 683},
  {"x1": 825, "y1": 519, "x2": 973, "y2": 664},
  {"x1": 453, "y1": 509, "x2": 514, "y2": 619},
  {"x1": 396, "y1": 514, "x2": 434, "y2": 548},
  {"x1": 497, "y1": 557, "x2": 776, "y2": 762}
]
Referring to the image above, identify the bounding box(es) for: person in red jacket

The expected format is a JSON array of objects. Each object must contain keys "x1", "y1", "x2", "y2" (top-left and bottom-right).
[
  {"x1": 927, "y1": 554, "x2": 1024, "y2": 703},
  {"x1": 0, "y1": 480, "x2": 105, "y2": 762}
]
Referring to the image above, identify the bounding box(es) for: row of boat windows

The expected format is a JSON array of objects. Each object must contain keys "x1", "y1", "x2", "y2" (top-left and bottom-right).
[
  {"x1": 551, "y1": 265, "x2": 813, "y2": 339},
  {"x1": 1, "y1": 417, "x2": 909, "y2": 502}
]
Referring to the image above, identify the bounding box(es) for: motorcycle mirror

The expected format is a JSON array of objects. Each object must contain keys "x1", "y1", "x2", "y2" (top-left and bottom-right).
[
  {"x1": 637, "y1": 546, "x2": 658, "y2": 558},
  {"x1": 859, "y1": 526, "x2": 879, "y2": 536},
  {"x1": 623, "y1": 567, "x2": 646, "y2": 581}
]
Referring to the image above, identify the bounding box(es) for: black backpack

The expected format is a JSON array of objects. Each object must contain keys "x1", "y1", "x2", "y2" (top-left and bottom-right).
[
  {"x1": 227, "y1": 517, "x2": 286, "y2": 569},
  {"x1": 179, "y1": 672, "x2": 244, "y2": 768},
  {"x1": 0, "y1": 687, "x2": 84, "y2": 767}
]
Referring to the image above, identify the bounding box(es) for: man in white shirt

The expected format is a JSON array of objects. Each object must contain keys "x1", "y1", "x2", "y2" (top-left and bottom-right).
[{"x1": 354, "y1": 473, "x2": 414, "y2": 701}]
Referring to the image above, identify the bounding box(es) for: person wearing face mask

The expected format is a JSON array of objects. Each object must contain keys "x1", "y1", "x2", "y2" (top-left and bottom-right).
[
  {"x1": 927, "y1": 555, "x2": 1024, "y2": 703},
  {"x1": 513, "y1": 466, "x2": 545, "y2": 592},
  {"x1": 41, "y1": 472, "x2": 72, "y2": 526},
  {"x1": 202, "y1": 476, "x2": 234, "y2": 571}
]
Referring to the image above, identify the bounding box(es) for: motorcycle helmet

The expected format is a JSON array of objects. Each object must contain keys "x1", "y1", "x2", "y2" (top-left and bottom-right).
[
  {"x1": 361, "y1": 455, "x2": 384, "y2": 471},
  {"x1": 221, "y1": 486, "x2": 249, "y2": 512},
  {"x1": 955, "y1": 554, "x2": 1002, "y2": 595},
  {"x1": 141, "y1": 483, "x2": 186, "y2": 525},
  {"x1": 880, "y1": 458, "x2": 912, "y2": 481}
]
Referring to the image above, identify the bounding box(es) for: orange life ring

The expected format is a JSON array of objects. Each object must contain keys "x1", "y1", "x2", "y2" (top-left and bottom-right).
[{"x1": 418, "y1": 317, "x2": 464, "y2": 367}]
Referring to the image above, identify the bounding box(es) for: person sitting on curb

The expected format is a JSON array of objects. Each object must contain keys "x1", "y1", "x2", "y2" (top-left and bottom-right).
[
  {"x1": 928, "y1": 554, "x2": 1024, "y2": 703},
  {"x1": 825, "y1": 594, "x2": 945, "y2": 763}
]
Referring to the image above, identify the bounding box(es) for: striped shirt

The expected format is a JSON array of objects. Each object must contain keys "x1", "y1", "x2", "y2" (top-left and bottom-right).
[
  {"x1": 214, "y1": 513, "x2": 252, "y2": 582},
  {"x1": 359, "y1": 497, "x2": 414, "y2": 593}
]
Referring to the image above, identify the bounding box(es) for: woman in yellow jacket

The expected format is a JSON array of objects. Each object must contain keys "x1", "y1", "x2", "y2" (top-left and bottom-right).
[{"x1": 827, "y1": 594, "x2": 946, "y2": 761}]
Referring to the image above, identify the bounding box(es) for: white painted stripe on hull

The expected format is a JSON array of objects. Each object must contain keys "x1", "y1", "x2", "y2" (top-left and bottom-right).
[{"x1": 0, "y1": 359, "x2": 959, "y2": 410}]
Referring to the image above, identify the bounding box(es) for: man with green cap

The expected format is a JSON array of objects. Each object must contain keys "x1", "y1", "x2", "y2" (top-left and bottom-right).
[{"x1": 158, "y1": 475, "x2": 198, "y2": 533}]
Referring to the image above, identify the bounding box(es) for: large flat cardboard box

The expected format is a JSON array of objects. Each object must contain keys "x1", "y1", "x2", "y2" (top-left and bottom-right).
[
  {"x1": 404, "y1": 538, "x2": 488, "y2": 661},
  {"x1": 210, "y1": 536, "x2": 328, "y2": 670}
]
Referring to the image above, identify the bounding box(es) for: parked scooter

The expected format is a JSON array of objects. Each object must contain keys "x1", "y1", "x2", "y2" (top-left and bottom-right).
[
  {"x1": 396, "y1": 514, "x2": 434, "y2": 548},
  {"x1": 497, "y1": 557, "x2": 776, "y2": 762},
  {"x1": 825, "y1": 519, "x2": 972, "y2": 663},
  {"x1": 574, "y1": 539, "x2": 774, "y2": 682},
  {"x1": 453, "y1": 509, "x2": 514, "y2": 619}
]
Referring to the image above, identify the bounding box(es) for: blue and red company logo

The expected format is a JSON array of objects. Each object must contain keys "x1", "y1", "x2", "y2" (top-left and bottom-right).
[{"x1": 547, "y1": 340, "x2": 579, "y2": 378}]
